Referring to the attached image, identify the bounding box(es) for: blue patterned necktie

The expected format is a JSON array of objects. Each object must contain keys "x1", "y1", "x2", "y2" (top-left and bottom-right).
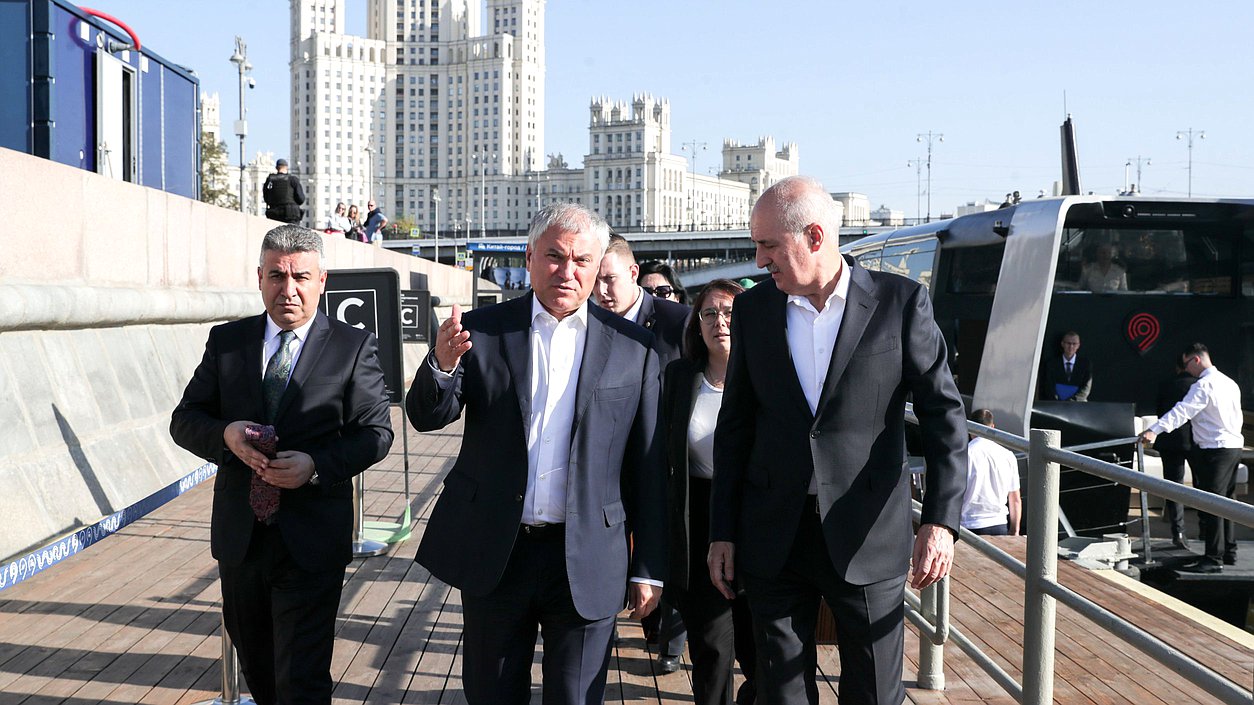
[{"x1": 251, "y1": 329, "x2": 295, "y2": 523}]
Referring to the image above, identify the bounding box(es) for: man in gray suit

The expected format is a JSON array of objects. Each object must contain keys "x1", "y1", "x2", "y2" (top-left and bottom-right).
[
  {"x1": 406, "y1": 203, "x2": 667, "y2": 704},
  {"x1": 709, "y1": 176, "x2": 968, "y2": 705}
]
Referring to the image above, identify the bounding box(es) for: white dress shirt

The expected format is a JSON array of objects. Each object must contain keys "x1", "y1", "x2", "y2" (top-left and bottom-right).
[
  {"x1": 786, "y1": 264, "x2": 851, "y2": 494},
  {"x1": 961, "y1": 437, "x2": 1021, "y2": 530},
  {"x1": 623, "y1": 286, "x2": 647, "y2": 324},
  {"x1": 522, "y1": 298, "x2": 587, "y2": 525},
  {"x1": 262, "y1": 314, "x2": 316, "y2": 384},
  {"x1": 1150, "y1": 366, "x2": 1244, "y2": 449}
]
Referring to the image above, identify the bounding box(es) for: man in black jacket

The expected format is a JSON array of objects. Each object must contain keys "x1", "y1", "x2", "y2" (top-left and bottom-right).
[{"x1": 263, "y1": 159, "x2": 306, "y2": 224}]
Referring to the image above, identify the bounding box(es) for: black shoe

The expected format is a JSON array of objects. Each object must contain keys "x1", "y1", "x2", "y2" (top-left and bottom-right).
[
  {"x1": 1172, "y1": 533, "x2": 1189, "y2": 550},
  {"x1": 658, "y1": 655, "x2": 681, "y2": 674},
  {"x1": 1223, "y1": 554, "x2": 1237, "y2": 566},
  {"x1": 1180, "y1": 561, "x2": 1222, "y2": 574}
]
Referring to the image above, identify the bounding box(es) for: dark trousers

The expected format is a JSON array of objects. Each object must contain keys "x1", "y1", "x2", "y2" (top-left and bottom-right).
[
  {"x1": 1188, "y1": 448, "x2": 1241, "y2": 564},
  {"x1": 741, "y1": 506, "x2": 906, "y2": 705},
  {"x1": 969, "y1": 523, "x2": 1008, "y2": 536},
  {"x1": 672, "y1": 477, "x2": 758, "y2": 705},
  {"x1": 461, "y1": 527, "x2": 615, "y2": 705},
  {"x1": 641, "y1": 594, "x2": 689, "y2": 658},
  {"x1": 218, "y1": 522, "x2": 345, "y2": 705},
  {"x1": 1159, "y1": 450, "x2": 1189, "y2": 536}
]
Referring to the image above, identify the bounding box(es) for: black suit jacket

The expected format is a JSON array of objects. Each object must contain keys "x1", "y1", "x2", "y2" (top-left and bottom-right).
[
  {"x1": 170, "y1": 312, "x2": 394, "y2": 572},
  {"x1": 661, "y1": 357, "x2": 705, "y2": 591},
  {"x1": 635, "y1": 293, "x2": 690, "y2": 370},
  {"x1": 1038, "y1": 355, "x2": 1092, "y2": 401},
  {"x1": 407, "y1": 294, "x2": 668, "y2": 620},
  {"x1": 711, "y1": 257, "x2": 968, "y2": 585}
]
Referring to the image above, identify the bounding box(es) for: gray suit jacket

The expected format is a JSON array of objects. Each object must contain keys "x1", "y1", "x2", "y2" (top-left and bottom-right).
[
  {"x1": 407, "y1": 294, "x2": 668, "y2": 619},
  {"x1": 711, "y1": 256, "x2": 968, "y2": 585}
]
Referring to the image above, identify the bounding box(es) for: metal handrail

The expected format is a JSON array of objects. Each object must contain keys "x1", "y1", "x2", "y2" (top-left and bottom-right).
[{"x1": 901, "y1": 404, "x2": 1253, "y2": 705}]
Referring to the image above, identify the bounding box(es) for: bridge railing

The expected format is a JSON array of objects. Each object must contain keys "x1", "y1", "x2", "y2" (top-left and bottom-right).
[{"x1": 904, "y1": 405, "x2": 1254, "y2": 705}]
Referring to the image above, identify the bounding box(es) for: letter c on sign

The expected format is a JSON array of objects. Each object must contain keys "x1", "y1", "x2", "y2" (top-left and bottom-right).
[{"x1": 337, "y1": 297, "x2": 367, "y2": 329}]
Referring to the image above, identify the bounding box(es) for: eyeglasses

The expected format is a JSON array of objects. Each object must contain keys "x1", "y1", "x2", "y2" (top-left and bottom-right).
[
  {"x1": 643, "y1": 285, "x2": 675, "y2": 298},
  {"x1": 698, "y1": 307, "x2": 733, "y2": 325}
]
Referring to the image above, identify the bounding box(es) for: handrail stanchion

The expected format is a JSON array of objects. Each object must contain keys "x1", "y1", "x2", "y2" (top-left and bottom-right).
[
  {"x1": 916, "y1": 576, "x2": 948, "y2": 689},
  {"x1": 1135, "y1": 439, "x2": 1154, "y2": 565},
  {"x1": 1023, "y1": 428, "x2": 1061, "y2": 705},
  {"x1": 193, "y1": 614, "x2": 255, "y2": 705},
  {"x1": 352, "y1": 473, "x2": 388, "y2": 558}
]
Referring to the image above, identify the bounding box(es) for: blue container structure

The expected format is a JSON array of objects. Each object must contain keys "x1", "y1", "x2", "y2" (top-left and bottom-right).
[{"x1": 0, "y1": 0, "x2": 200, "y2": 198}]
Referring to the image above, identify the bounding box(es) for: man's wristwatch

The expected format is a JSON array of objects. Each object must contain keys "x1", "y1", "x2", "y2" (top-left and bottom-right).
[{"x1": 308, "y1": 471, "x2": 321, "y2": 486}]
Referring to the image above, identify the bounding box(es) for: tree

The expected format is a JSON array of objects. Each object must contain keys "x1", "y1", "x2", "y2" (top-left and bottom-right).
[
  {"x1": 200, "y1": 132, "x2": 239, "y2": 210},
  {"x1": 384, "y1": 216, "x2": 418, "y2": 240}
]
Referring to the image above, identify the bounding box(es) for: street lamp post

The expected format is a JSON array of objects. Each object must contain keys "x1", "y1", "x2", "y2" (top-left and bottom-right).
[
  {"x1": 907, "y1": 158, "x2": 923, "y2": 224},
  {"x1": 916, "y1": 131, "x2": 943, "y2": 222},
  {"x1": 1176, "y1": 129, "x2": 1205, "y2": 198},
  {"x1": 1123, "y1": 156, "x2": 1150, "y2": 195},
  {"x1": 432, "y1": 188, "x2": 441, "y2": 265},
  {"x1": 229, "y1": 37, "x2": 253, "y2": 214},
  {"x1": 475, "y1": 151, "x2": 496, "y2": 239},
  {"x1": 682, "y1": 140, "x2": 707, "y2": 230}
]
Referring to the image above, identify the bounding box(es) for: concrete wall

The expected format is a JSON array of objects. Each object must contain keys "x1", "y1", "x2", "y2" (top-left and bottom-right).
[{"x1": 0, "y1": 147, "x2": 473, "y2": 561}]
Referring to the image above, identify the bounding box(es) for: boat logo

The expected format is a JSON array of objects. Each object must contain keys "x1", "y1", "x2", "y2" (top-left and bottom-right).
[{"x1": 1124, "y1": 312, "x2": 1160, "y2": 355}]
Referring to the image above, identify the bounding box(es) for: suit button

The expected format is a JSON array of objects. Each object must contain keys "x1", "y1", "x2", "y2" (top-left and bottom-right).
[
  {"x1": 515, "y1": 494, "x2": 523, "y2": 502},
  {"x1": 810, "y1": 430, "x2": 820, "y2": 439}
]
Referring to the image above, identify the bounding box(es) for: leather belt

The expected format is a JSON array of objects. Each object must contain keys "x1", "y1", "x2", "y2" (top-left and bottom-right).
[{"x1": 519, "y1": 523, "x2": 565, "y2": 540}]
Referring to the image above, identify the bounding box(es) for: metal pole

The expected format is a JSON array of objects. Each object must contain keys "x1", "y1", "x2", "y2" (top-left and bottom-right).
[
  {"x1": 433, "y1": 190, "x2": 440, "y2": 265},
  {"x1": 193, "y1": 613, "x2": 256, "y2": 705},
  {"x1": 916, "y1": 577, "x2": 948, "y2": 689},
  {"x1": 1022, "y1": 428, "x2": 1061, "y2": 705},
  {"x1": 1136, "y1": 439, "x2": 1154, "y2": 565},
  {"x1": 479, "y1": 154, "x2": 486, "y2": 240},
  {"x1": 352, "y1": 473, "x2": 387, "y2": 558}
]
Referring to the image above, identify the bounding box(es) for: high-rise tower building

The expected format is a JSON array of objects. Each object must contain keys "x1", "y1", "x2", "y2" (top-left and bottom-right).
[{"x1": 291, "y1": 0, "x2": 545, "y2": 233}]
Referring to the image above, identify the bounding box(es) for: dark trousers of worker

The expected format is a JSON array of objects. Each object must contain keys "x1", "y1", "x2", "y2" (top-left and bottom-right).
[
  {"x1": 1159, "y1": 450, "x2": 1189, "y2": 537},
  {"x1": 969, "y1": 523, "x2": 1008, "y2": 537},
  {"x1": 671, "y1": 477, "x2": 758, "y2": 705},
  {"x1": 1188, "y1": 448, "x2": 1241, "y2": 565},
  {"x1": 461, "y1": 526, "x2": 615, "y2": 705},
  {"x1": 218, "y1": 521, "x2": 345, "y2": 705},
  {"x1": 642, "y1": 595, "x2": 689, "y2": 657},
  {"x1": 741, "y1": 501, "x2": 906, "y2": 705}
]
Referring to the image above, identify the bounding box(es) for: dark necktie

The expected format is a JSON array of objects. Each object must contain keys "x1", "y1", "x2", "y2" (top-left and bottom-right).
[
  {"x1": 1065, "y1": 360, "x2": 1073, "y2": 379},
  {"x1": 250, "y1": 330, "x2": 295, "y2": 523}
]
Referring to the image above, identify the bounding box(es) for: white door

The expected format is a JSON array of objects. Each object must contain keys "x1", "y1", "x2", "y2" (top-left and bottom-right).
[{"x1": 95, "y1": 50, "x2": 136, "y2": 181}]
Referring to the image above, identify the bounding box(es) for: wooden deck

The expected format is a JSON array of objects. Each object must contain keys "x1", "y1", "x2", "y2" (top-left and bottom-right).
[{"x1": 0, "y1": 407, "x2": 1250, "y2": 704}]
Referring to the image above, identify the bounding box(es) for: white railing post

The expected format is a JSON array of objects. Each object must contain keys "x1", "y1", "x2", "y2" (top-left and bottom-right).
[
  {"x1": 1023, "y1": 428, "x2": 1061, "y2": 705},
  {"x1": 352, "y1": 473, "x2": 387, "y2": 558},
  {"x1": 193, "y1": 613, "x2": 255, "y2": 705},
  {"x1": 916, "y1": 576, "x2": 948, "y2": 689}
]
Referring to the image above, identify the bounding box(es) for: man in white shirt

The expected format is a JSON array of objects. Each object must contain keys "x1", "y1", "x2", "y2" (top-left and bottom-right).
[
  {"x1": 406, "y1": 203, "x2": 667, "y2": 704},
  {"x1": 1141, "y1": 343, "x2": 1245, "y2": 573},
  {"x1": 961, "y1": 410, "x2": 1021, "y2": 536}
]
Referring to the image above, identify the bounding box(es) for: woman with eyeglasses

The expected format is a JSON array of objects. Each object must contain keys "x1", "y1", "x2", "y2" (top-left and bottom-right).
[
  {"x1": 662, "y1": 278, "x2": 757, "y2": 705},
  {"x1": 324, "y1": 202, "x2": 349, "y2": 236},
  {"x1": 639, "y1": 260, "x2": 689, "y2": 304}
]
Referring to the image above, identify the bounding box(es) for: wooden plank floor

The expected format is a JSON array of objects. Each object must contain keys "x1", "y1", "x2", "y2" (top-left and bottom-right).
[{"x1": 0, "y1": 406, "x2": 1249, "y2": 703}]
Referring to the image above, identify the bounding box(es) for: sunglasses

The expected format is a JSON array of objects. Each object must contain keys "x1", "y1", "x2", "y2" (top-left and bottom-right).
[{"x1": 643, "y1": 285, "x2": 675, "y2": 298}]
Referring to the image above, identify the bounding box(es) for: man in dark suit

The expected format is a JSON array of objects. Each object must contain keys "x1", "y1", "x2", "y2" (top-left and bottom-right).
[
  {"x1": 170, "y1": 225, "x2": 394, "y2": 704},
  {"x1": 407, "y1": 203, "x2": 667, "y2": 704},
  {"x1": 708, "y1": 176, "x2": 968, "y2": 705},
  {"x1": 594, "y1": 233, "x2": 690, "y2": 672},
  {"x1": 1038, "y1": 331, "x2": 1092, "y2": 401}
]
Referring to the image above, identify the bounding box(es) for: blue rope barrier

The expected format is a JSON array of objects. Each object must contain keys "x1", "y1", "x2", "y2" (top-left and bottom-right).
[{"x1": 0, "y1": 462, "x2": 217, "y2": 593}]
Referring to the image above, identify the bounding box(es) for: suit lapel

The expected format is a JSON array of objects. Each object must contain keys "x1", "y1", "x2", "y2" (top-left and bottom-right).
[
  {"x1": 636, "y1": 292, "x2": 656, "y2": 330},
  {"x1": 814, "y1": 258, "x2": 878, "y2": 422},
  {"x1": 501, "y1": 294, "x2": 534, "y2": 423},
  {"x1": 244, "y1": 315, "x2": 267, "y2": 419},
  {"x1": 573, "y1": 307, "x2": 614, "y2": 431},
  {"x1": 761, "y1": 283, "x2": 812, "y2": 418},
  {"x1": 274, "y1": 312, "x2": 330, "y2": 422}
]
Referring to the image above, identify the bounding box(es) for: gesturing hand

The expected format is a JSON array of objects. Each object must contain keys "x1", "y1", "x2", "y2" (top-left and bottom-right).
[{"x1": 433, "y1": 304, "x2": 473, "y2": 372}]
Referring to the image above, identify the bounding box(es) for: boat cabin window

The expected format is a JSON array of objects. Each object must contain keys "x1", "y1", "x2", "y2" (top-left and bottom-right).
[
  {"x1": 880, "y1": 239, "x2": 937, "y2": 290},
  {"x1": 1054, "y1": 227, "x2": 1234, "y2": 295},
  {"x1": 1243, "y1": 228, "x2": 1254, "y2": 296},
  {"x1": 945, "y1": 242, "x2": 1004, "y2": 295}
]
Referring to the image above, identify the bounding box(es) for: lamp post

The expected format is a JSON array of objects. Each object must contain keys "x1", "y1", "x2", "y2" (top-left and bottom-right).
[
  {"x1": 432, "y1": 188, "x2": 441, "y2": 265},
  {"x1": 474, "y1": 151, "x2": 495, "y2": 238},
  {"x1": 907, "y1": 157, "x2": 923, "y2": 224},
  {"x1": 229, "y1": 37, "x2": 253, "y2": 214},
  {"x1": 916, "y1": 131, "x2": 943, "y2": 222},
  {"x1": 1175, "y1": 129, "x2": 1204, "y2": 198},
  {"x1": 682, "y1": 140, "x2": 707, "y2": 230},
  {"x1": 1123, "y1": 156, "x2": 1150, "y2": 195}
]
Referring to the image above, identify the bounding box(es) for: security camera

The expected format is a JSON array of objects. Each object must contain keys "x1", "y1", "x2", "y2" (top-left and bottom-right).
[{"x1": 247, "y1": 78, "x2": 256, "y2": 89}]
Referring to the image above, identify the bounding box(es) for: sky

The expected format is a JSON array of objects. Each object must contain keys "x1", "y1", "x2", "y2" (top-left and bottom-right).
[{"x1": 88, "y1": 0, "x2": 1254, "y2": 219}]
